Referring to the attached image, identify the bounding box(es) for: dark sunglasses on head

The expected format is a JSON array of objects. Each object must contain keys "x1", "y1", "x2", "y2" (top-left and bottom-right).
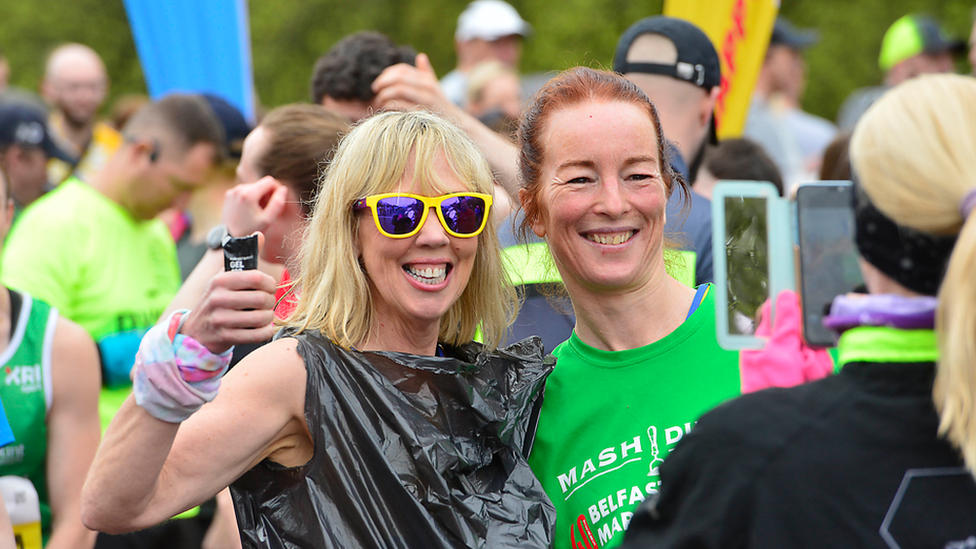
[{"x1": 353, "y1": 192, "x2": 493, "y2": 238}]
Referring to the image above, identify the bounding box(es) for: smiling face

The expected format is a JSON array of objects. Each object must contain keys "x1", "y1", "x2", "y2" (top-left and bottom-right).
[
  {"x1": 357, "y1": 149, "x2": 479, "y2": 333},
  {"x1": 530, "y1": 99, "x2": 668, "y2": 295}
]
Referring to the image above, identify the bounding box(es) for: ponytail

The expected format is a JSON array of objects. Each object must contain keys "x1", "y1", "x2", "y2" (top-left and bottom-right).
[{"x1": 934, "y1": 211, "x2": 976, "y2": 476}]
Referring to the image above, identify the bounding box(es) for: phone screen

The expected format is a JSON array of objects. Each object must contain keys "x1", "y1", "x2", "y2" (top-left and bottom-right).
[
  {"x1": 796, "y1": 183, "x2": 864, "y2": 347},
  {"x1": 724, "y1": 196, "x2": 769, "y2": 336}
]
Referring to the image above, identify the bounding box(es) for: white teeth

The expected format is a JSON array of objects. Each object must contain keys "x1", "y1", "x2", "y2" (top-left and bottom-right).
[
  {"x1": 586, "y1": 231, "x2": 634, "y2": 245},
  {"x1": 405, "y1": 265, "x2": 447, "y2": 285}
]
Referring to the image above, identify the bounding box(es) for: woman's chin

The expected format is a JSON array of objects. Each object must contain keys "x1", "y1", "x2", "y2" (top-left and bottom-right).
[{"x1": 576, "y1": 268, "x2": 652, "y2": 293}]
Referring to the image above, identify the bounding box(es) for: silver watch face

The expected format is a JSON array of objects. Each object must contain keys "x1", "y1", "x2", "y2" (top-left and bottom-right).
[{"x1": 207, "y1": 225, "x2": 229, "y2": 249}]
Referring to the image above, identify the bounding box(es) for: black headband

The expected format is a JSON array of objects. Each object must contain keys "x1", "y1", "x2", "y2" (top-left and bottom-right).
[{"x1": 853, "y1": 180, "x2": 956, "y2": 296}]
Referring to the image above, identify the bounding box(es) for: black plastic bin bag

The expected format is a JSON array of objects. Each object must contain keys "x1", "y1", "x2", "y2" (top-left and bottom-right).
[{"x1": 231, "y1": 331, "x2": 556, "y2": 548}]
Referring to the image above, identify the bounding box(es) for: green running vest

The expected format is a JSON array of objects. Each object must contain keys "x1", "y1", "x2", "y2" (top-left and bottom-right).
[{"x1": 0, "y1": 292, "x2": 56, "y2": 545}]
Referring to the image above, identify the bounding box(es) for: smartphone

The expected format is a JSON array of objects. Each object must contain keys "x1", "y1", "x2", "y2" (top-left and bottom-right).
[
  {"x1": 712, "y1": 181, "x2": 794, "y2": 350},
  {"x1": 795, "y1": 182, "x2": 864, "y2": 347},
  {"x1": 724, "y1": 195, "x2": 768, "y2": 337}
]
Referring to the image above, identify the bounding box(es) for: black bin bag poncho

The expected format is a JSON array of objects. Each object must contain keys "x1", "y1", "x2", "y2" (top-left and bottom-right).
[{"x1": 230, "y1": 330, "x2": 556, "y2": 548}]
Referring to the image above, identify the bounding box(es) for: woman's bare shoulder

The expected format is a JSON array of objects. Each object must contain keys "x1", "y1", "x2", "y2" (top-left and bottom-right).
[
  {"x1": 220, "y1": 337, "x2": 307, "y2": 407},
  {"x1": 238, "y1": 336, "x2": 305, "y2": 368}
]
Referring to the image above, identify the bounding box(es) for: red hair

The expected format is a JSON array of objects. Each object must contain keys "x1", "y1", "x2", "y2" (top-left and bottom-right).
[{"x1": 516, "y1": 66, "x2": 686, "y2": 240}]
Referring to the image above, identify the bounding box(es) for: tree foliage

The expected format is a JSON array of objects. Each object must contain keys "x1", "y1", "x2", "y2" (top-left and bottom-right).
[{"x1": 1, "y1": 0, "x2": 972, "y2": 123}]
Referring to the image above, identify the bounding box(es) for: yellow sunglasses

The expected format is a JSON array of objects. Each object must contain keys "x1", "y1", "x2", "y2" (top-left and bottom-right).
[{"x1": 353, "y1": 192, "x2": 494, "y2": 239}]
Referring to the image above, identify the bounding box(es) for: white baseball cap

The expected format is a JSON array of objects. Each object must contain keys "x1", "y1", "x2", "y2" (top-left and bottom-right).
[{"x1": 455, "y1": 0, "x2": 532, "y2": 42}]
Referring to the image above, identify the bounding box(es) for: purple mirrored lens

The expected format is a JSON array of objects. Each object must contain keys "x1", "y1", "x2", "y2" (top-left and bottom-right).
[
  {"x1": 441, "y1": 195, "x2": 486, "y2": 234},
  {"x1": 375, "y1": 196, "x2": 424, "y2": 234}
]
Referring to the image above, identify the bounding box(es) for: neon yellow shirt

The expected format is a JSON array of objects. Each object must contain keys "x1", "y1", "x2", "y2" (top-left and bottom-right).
[{"x1": 1, "y1": 178, "x2": 180, "y2": 426}]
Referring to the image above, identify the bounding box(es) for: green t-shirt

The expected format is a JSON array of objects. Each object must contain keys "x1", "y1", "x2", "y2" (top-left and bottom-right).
[
  {"x1": 528, "y1": 285, "x2": 741, "y2": 549},
  {"x1": 0, "y1": 293, "x2": 55, "y2": 543},
  {"x1": 1, "y1": 178, "x2": 180, "y2": 426}
]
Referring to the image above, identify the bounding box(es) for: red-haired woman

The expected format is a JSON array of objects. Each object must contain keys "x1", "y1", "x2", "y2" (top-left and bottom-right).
[{"x1": 519, "y1": 67, "x2": 740, "y2": 549}]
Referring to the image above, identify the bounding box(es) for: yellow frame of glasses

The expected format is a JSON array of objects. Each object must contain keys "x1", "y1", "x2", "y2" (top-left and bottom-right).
[{"x1": 353, "y1": 192, "x2": 494, "y2": 239}]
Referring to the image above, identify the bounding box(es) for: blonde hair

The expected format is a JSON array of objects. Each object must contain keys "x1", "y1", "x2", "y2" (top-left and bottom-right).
[
  {"x1": 466, "y1": 61, "x2": 517, "y2": 107},
  {"x1": 282, "y1": 109, "x2": 517, "y2": 351},
  {"x1": 850, "y1": 73, "x2": 976, "y2": 478}
]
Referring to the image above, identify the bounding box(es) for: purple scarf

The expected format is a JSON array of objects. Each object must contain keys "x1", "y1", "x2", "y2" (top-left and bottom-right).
[{"x1": 822, "y1": 294, "x2": 938, "y2": 333}]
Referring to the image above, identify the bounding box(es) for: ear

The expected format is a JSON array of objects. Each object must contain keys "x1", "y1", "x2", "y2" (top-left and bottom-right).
[
  {"x1": 1, "y1": 198, "x2": 14, "y2": 238},
  {"x1": 701, "y1": 86, "x2": 721, "y2": 128},
  {"x1": 40, "y1": 78, "x2": 56, "y2": 105},
  {"x1": 127, "y1": 137, "x2": 157, "y2": 165},
  {"x1": 7, "y1": 145, "x2": 26, "y2": 165},
  {"x1": 519, "y1": 188, "x2": 546, "y2": 239},
  {"x1": 100, "y1": 75, "x2": 111, "y2": 101}
]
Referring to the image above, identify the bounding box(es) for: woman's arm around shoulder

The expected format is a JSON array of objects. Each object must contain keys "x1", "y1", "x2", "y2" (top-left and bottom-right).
[{"x1": 81, "y1": 337, "x2": 310, "y2": 534}]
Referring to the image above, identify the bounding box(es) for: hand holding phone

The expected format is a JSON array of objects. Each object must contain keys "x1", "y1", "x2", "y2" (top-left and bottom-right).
[{"x1": 740, "y1": 289, "x2": 834, "y2": 392}]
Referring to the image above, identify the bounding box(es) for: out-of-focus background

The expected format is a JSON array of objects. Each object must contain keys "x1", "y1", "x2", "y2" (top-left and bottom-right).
[{"x1": 1, "y1": 0, "x2": 972, "y2": 120}]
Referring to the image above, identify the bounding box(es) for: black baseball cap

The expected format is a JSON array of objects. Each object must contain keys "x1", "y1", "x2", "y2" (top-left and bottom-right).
[
  {"x1": 613, "y1": 16, "x2": 721, "y2": 91},
  {"x1": 201, "y1": 94, "x2": 252, "y2": 160},
  {"x1": 613, "y1": 16, "x2": 721, "y2": 145},
  {"x1": 0, "y1": 103, "x2": 74, "y2": 163},
  {"x1": 770, "y1": 17, "x2": 819, "y2": 50}
]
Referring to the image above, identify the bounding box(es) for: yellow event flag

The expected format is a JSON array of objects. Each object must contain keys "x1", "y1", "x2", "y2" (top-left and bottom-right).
[{"x1": 664, "y1": 0, "x2": 779, "y2": 138}]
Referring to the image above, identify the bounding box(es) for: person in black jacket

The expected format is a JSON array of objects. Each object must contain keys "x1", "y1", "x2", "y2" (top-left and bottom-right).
[{"x1": 621, "y1": 73, "x2": 976, "y2": 548}]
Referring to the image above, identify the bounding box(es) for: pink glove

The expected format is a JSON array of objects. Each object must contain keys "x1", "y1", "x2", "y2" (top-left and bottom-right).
[{"x1": 739, "y1": 289, "x2": 834, "y2": 393}]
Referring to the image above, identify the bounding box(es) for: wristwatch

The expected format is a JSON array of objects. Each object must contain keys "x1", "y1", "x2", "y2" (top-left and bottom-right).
[{"x1": 206, "y1": 224, "x2": 231, "y2": 250}]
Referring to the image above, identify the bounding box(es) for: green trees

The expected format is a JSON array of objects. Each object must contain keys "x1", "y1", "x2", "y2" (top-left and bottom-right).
[{"x1": 1, "y1": 0, "x2": 971, "y2": 123}]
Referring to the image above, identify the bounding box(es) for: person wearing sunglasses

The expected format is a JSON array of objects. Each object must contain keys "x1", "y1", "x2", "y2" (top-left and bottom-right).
[
  {"x1": 516, "y1": 68, "x2": 741, "y2": 549},
  {"x1": 81, "y1": 110, "x2": 555, "y2": 548}
]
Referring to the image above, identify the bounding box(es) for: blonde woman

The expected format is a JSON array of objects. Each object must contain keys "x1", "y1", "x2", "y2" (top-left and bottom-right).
[
  {"x1": 81, "y1": 110, "x2": 554, "y2": 548},
  {"x1": 621, "y1": 74, "x2": 976, "y2": 547}
]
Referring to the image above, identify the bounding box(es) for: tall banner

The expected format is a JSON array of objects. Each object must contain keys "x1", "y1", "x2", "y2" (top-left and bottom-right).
[
  {"x1": 123, "y1": 0, "x2": 255, "y2": 123},
  {"x1": 664, "y1": 0, "x2": 778, "y2": 138}
]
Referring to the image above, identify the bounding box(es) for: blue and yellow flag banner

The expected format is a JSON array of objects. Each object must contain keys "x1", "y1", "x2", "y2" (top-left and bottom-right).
[{"x1": 664, "y1": 0, "x2": 778, "y2": 139}]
